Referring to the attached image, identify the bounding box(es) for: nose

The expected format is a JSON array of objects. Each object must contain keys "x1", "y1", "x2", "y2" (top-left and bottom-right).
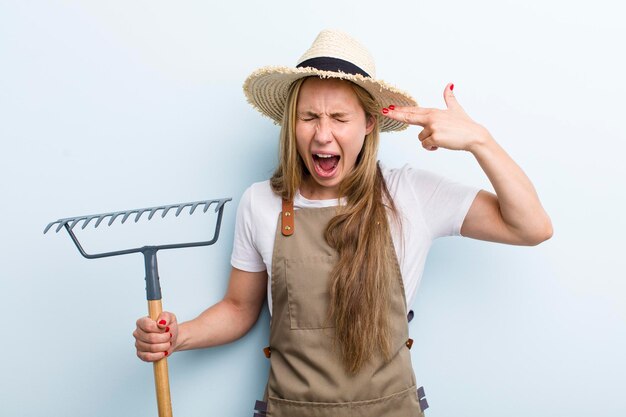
[{"x1": 313, "y1": 117, "x2": 333, "y2": 145}]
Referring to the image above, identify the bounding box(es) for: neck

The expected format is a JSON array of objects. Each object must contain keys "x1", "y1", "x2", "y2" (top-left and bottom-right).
[{"x1": 299, "y1": 176, "x2": 340, "y2": 200}]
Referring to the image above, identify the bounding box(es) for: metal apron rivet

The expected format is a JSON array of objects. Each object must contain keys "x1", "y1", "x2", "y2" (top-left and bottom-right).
[{"x1": 263, "y1": 346, "x2": 272, "y2": 358}]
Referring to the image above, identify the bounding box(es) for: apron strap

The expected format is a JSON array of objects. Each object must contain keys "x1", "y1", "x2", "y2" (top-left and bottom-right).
[{"x1": 281, "y1": 199, "x2": 294, "y2": 236}]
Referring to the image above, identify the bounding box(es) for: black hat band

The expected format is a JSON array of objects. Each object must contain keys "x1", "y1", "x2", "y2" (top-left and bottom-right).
[{"x1": 297, "y1": 56, "x2": 370, "y2": 78}]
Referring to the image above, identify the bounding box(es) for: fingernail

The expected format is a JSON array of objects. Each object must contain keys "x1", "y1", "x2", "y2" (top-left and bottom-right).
[
  {"x1": 169, "y1": 333, "x2": 173, "y2": 339},
  {"x1": 164, "y1": 351, "x2": 169, "y2": 357},
  {"x1": 382, "y1": 108, "x2": 389, "y2": 114},
  {"x1": 165, "y1": 326, "x2": 170, "y2": 332},
  {"x1": 450, "y1": 83, "x2": 454, "y2": 91},
  {"x1": 158, "y1": 320, "x2": 166, "y2": 325},
  {"x1": 389, "y1": 105, "x2": 395, "y2": 110}
]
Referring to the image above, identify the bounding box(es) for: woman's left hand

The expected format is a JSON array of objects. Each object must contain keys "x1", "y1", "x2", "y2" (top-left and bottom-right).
[{"x1": 382, "y1": 83, "x2": 492, "y2": 152}]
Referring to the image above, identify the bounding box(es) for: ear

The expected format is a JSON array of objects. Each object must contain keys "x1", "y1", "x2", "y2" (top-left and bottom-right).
[{"x1": 365, "y1": 114, "x2": 376, "y2": 134}]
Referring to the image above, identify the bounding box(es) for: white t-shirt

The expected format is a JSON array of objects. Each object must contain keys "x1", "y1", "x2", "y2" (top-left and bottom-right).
[{"x1": 230, "y1": 164, "x2": 481, "y2": 313}]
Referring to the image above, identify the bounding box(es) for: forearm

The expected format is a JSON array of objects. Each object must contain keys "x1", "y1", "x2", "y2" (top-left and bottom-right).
[
  {"x1": 468, "y1": 129, "x2": 552, "y2": 241},
  {"x1": 174, "y1": 299, "x2": 259, "y2": 352}
]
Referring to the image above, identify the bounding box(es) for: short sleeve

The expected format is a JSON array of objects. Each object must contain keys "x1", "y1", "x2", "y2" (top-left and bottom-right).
[
  {"x1": 390, "y1": 166, "x2": 480, "y2": 239},
  {"x1": 415, "y1": 170, "x2": 481, "y2": 238},
  {"x1": 230, "y1": 186, "x2": 266, "y2": 272}
]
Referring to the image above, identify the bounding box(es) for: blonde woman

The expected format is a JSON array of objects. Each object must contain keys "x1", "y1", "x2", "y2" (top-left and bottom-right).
[{"x1": 133, "y1": 30, "x2": 552, "y2": 417}]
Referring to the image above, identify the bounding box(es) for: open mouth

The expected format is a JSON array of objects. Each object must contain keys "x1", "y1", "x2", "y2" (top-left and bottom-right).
[{"x1": 312, "y1": 153, "x2": 340, "y2": 178}]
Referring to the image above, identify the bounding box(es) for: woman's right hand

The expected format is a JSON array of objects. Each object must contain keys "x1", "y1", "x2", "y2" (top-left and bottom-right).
[{"x1": 133, "y1": 311, "x2": 178, "y2": 362}]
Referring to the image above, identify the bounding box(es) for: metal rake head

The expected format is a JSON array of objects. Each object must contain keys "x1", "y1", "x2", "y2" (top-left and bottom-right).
[
  {"x1": 44, "y1": 198, "x2": 230, "y2": 234},
  {"x1": 44, "y1": 197, "x2": 231, "y2": 261}
]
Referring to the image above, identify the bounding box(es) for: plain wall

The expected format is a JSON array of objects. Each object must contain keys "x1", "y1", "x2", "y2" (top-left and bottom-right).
[{"x1": 1, "y1": 1, "x2": 624, "y2": 416}]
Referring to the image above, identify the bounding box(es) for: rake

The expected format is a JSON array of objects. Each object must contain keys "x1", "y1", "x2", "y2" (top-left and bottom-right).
[{"x1": 44, "y1": 197, "x2": 231, "y2": 417}]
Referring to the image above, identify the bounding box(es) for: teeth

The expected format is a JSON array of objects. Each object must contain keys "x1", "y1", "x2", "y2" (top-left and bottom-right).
[{"x1": 315, "y1": 154, "x2": 335, "y2": 158}]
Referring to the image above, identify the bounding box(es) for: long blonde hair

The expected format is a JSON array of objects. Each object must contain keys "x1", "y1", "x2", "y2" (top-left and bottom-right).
[{"x1": 270, "y1": 77, "x2": 398, "y2": 374}]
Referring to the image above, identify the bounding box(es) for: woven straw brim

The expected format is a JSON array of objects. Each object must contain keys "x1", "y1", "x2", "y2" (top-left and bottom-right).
[{"x1": 243, "y1": 66, "x2": 417, "y2": 132}]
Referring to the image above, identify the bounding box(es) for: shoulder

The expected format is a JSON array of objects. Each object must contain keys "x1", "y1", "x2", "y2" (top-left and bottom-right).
[
  {"x1": 380, "y1": 163, "x2": 444, "y2": 197},
  {"x1": 240, "y1": 180, "x2": 281, "y2": 210},
  {"x1": 237, "y1": 180, "x2": 283, "y2": 233},
  {"x1": 234, "y1": 180, "x2": 282, "y2": 244}
]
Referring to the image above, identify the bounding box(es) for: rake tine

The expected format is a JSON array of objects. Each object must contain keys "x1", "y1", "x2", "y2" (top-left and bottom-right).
[
  {"x1": 175, "y1": 203, "x2": 191, "y2": 216},
  {"x1": 190, "y1": 202, "x2": 201, "y2": 214},
  {"x1": 43, "y1": 221, "x2": 58, "y2": 234},
  {"x1": 94, "y1": 215, "x2": 108, "y2": 228},
  {"x1": 69, "y1": 217, "x2": 87, "y2": 231},
  {"x1": 215, "y1": 198, "x2": 229, "y2": 212},
  {"x1": 108, "y1": 212, "x2": 126, "y2": 226},
  {"x1": 203, "y1": 201, "x2": 212, "y2": 213},
  {"x1": 81, "y1": 216, "x2": 98, "y2": 229},
  {"x1": 121, "y1": 210, "x2": 137, "y2": 224},
  {"x1": 161, "y1": 205, "x2": 177, "y2": 218},
  {"x1": 55, "y1": 221, "x2": 68, "y2": 233},
  {"x1": 148, "y1": 207, "x2": 163, "y2": 220},
  {"x1": 135, "y1": 209, "x2": 148, "y2": 223},
  {"x1": 43, "y1": 221, "x2": 60, "y2": 234}
]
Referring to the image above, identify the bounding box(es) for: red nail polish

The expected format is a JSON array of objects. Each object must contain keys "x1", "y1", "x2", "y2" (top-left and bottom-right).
[
  {"x1": 169, "y1": 333, "x2": 173, "y2": 339},
  {"x1": 450, "y1": 83, "x2": 454, "y2": 91},
  {"x1": 165, "y1": 326, "x2": 170, "y2": 332},
  {"x1": 389, "y1": 105, "x2": 395, "y2": 110},
  {"x1": 382, "y1": 108, "x2": 389, "y2": 114},
  {"x1": 159, "y1": 320, "x2": 166, "y2": 325},
  {"x1": 164, "y1": 351, "x2": 169, "y2": 357}
]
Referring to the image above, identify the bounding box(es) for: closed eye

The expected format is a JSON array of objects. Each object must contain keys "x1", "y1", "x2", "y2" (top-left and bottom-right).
[
  {"x1": 297, "y1": 112, "x2": 317, "y2": 121},
  {"x1": 331, "y1": 113, "x2": 350, "y2": 123},
  {"x1": 297, "y1": 112, "x2": 350, "y2": 123}
]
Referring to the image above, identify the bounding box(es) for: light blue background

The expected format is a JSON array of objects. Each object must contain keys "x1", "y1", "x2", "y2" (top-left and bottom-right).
[{"x1": 1, "y1": 1, "x2": 624, "y2": 416}]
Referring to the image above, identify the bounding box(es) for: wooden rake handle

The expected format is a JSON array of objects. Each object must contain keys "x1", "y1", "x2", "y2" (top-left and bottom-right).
[{"x1": 148, "y1": 299, "x2": 173, "y2": 417}]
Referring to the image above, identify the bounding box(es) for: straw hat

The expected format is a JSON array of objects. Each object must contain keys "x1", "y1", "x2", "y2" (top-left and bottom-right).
[{"x1": 243, "y1": 29, "x2": 417, "y2": 132}]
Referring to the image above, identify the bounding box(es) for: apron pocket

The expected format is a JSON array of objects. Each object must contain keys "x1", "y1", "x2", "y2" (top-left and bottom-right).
[
  {"x1": 267, "y1": 385, "x2": 423, "y2": 417},
  {"x1": 285, "y1": 255, "x2": 337, "y2": 330}
]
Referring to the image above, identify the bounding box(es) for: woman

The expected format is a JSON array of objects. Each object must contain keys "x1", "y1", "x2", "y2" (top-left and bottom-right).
[{"x1": 133, "y1": 30, "x2": 552, "y2": 416}]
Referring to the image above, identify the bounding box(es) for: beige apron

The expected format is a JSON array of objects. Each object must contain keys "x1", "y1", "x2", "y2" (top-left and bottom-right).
[{"x1": 253, "y1": 201, "x2": 429, "y2": 417}]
